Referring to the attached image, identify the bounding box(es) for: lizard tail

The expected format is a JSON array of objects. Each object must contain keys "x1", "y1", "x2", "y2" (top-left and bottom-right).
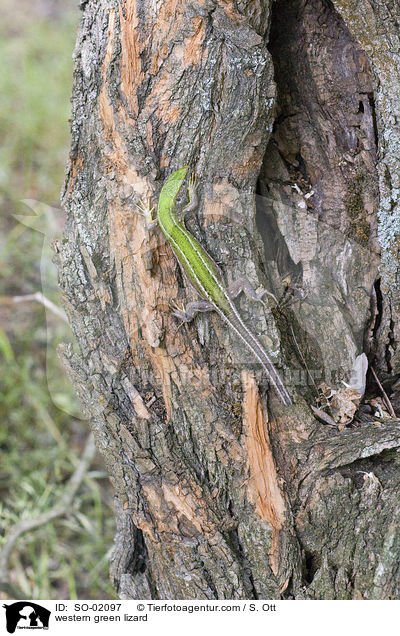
[{"x1": 220, "y1": 309, "x2": 292, "y2": 406}]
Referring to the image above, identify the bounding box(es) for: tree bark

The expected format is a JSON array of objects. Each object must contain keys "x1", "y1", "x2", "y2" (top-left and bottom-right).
[{"x1": 57, "y1": 0, "x2": 400, "y2": 599}]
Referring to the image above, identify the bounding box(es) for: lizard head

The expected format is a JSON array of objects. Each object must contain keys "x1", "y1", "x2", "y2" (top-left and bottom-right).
[{"x1": 161, "y1": 166, "x2": 189, "y2": 201}]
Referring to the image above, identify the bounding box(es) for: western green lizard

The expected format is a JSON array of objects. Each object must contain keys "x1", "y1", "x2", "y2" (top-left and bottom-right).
[{"x1": 147, "y1": 166, "x2": 292, "y2": 406}]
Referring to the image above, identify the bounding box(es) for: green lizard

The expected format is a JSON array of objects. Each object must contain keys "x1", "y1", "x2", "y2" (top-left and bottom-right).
[{"x1": 151, "y1": 166, "x2": 292, "y2": 406}]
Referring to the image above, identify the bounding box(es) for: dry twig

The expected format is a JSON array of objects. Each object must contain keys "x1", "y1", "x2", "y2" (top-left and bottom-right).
[
  {"x1": 371, "y1": 367, "x2": 396, "y2": 418},
  {"x1": 0, "y1": 292, "x2": 67, "y2": 322},
  {"x1": 0, "y1": 434, "x2": 96, "y2": 594}
]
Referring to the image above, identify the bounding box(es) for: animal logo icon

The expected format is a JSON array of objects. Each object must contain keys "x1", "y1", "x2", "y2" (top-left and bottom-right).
[{"x1": 2, "y1": 602, "x2": 50, "y2": 633}]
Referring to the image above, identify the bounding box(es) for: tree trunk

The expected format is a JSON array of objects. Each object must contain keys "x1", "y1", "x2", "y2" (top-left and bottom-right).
[{"x1": 57, "y1": 0, "x2": 400, "y2": 599}]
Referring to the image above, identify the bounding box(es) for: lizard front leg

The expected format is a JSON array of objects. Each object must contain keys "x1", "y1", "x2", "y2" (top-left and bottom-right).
[
  {"x1": 136, "y1": 198, "x2": 157, "y2": 230},
  {"x1": 181, "y1": 174, "x2": 198, "y2": 221}
]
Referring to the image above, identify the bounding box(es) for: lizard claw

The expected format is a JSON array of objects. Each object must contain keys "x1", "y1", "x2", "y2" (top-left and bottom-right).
[
  {"x1": 187, "y1": 173, "x2": 197, "y2": 203},
  {"x1": 169, "y1": 299, "x2": 187, "y2": 321},
  {"x1": 258, "y1": 288, "x2": 279, "y2": 307},
  {"x1": 169, "y1": 300, "x2": 188, "y2": 332},
  {"x1": 136, "y1": 198, "x2": 157, "y2": 229},
  {"x1": 276, "y1": 276, "x2": 308, "y2": 308}
]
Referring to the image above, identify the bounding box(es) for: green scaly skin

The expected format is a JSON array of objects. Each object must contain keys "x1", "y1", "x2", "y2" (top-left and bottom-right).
[{"x1": 157, "y1": 167, "x2": 292, "y2": 406}]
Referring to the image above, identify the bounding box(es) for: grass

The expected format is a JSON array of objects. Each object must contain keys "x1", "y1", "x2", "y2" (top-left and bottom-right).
[
  {"x1": 0, "y1": 1, "x2": 116, "y2": 599},
  {"x1": 0, "y1": 4, "x2": 75, "y2": 204}
]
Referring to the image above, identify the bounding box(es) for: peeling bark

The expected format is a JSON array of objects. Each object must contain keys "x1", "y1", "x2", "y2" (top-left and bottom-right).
[{"x1": 58, "y1": 0, "x2": 400, "y2": 599}]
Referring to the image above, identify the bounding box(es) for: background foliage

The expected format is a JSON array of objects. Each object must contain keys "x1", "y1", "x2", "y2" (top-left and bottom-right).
[{"x1": 0, "y1": 0, "x2": 115, "y2": 599}]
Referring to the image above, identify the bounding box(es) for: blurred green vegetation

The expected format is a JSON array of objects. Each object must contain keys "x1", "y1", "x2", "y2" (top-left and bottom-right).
[{"x1": 0, "y1": 1, "x2": 115, "y2": 599}]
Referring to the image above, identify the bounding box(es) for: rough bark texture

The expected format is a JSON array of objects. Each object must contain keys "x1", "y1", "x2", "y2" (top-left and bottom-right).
[
  {"x1": 331, "y1": 0, "x2": 400, "y2": 375},
  {"x1": 57, "y1": 0, "x2": 400, "y2": 600}
]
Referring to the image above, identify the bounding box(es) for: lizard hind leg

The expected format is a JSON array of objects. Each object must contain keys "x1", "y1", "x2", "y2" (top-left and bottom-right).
[
  {"x1": 170, "y1": 299, "x2": 214, "y2": 323},
  {"x1": 228, "y1": 277, "x2": 278, "y2": 306}
]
